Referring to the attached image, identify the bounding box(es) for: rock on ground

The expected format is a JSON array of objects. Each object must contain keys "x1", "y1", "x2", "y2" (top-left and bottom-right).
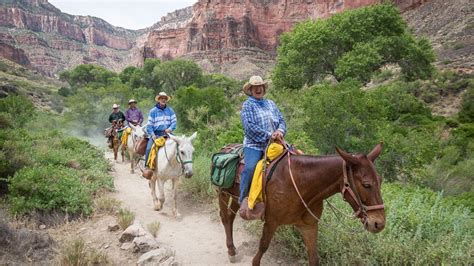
[
  {"x1": 137, "y1": 248, "x2": 175, "y2": 266},
  {"x1": 119, "y1": 220, "x2": 147, "y2": 242}
]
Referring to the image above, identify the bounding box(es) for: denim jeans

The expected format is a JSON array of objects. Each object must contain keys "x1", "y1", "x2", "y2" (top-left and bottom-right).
[{"x1": 240, "y1": 147, "x2": 263, "y2": 203}]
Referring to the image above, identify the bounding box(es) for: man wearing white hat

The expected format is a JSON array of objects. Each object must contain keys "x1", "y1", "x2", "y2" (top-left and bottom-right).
[
  {"x1": 143, "y1": 92, "x2": 177, "y2": 171},
  {"x1": 108, "y1": 103, "x2": 126, "y2": 123},
  {"x1": 125, "y1": 99, "x2": 144, "y2": 126}
]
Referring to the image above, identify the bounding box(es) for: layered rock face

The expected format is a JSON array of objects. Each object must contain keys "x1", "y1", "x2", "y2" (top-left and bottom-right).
[
  {"x1": 137, "y1": 0, "x2": 431, "y2": 79},
  {"x1": 0, "y1": 0, "x2": 138, "y2": 76}
]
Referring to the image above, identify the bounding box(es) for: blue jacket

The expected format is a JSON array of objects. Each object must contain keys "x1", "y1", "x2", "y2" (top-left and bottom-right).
[
  {"x1": 240, "y1": 97, "x2": 286, "y2": 151},
  {"x1": 146, "y1": 104, "x2": 177, "y2": 137}
]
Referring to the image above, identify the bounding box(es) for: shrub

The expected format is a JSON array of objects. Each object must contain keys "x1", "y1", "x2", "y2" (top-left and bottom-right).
[
  {"x1": 0, "y1": 95, "x2": 35, "y2": 128},
  {"x1": 117, "y1": 208, "x2": 134, "y2": 229},
  {"x1": 147, "y1": 221, "x2": 160, "y2": 237},
  {"x1": 8, "y1": 166, "x2": 92, "y2": 215},
  {"x1": 459, "y1": 86, "x2": 474, "y2": 123},
  {"x1": 59, "y1": 238, "x2": 109, "y2": 266}
]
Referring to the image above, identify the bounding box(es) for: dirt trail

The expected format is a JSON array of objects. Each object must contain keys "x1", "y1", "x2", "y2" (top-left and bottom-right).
[{"x1": 107, "y1": 152, "x2": 294, "y2": 265}]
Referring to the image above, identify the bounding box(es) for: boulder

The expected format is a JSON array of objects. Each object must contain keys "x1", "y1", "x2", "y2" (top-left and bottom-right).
[
  {"x1": 137, "y1": 248, "x2": 175, "y2": 266},
  {"x1": 119, "y1": 220, "x2": 147, "y2": 242},
  {"x1": 132, "y1": 234, "x2": 159, "y2": 253}
]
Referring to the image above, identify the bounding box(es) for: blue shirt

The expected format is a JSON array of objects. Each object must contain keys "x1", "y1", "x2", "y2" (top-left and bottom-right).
[
  {"x1": 146, "y1": 104, "x2": 177, "y2": 137},
  {"x1": 240, "y1": 97, "x2": 286, "y2": 151}
]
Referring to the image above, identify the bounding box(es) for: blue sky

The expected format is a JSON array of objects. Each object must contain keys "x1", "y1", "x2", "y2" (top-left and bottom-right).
[{"x1": 49, "y1": 0, "x2": 197, "y2": 30}]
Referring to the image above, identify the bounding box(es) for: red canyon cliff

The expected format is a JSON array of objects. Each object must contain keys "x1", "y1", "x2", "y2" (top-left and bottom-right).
[{"x1": 0, "y1": 0, "x2": 470, "y2": 79}]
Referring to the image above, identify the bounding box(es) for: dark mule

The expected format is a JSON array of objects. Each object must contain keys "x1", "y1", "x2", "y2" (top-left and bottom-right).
[
  {"x1": 110, "y1": 120, "x2": 124, "y2": 161},
  {"x1": 218, "y1": 143, "x2": 385, "y2": 265}
]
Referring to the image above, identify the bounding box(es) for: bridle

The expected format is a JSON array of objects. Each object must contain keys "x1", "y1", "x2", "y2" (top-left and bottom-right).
[
  {"x1": 288, "y1": 153, "x2": 384, "y2": 225},
  {"x1": 164, "y1": 141, "x2": 193, "y2": 173},
  {"x1": 341, "y1": 161, "x2": 385, "y2": 221}
]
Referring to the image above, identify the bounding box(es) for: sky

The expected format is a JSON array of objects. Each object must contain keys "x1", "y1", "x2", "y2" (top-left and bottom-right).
[{"x1": 49, "y1": 0, "x2": 197, "y2": 30}]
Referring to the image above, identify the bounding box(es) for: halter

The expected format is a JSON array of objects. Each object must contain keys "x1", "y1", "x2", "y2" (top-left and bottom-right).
[
  {"x1": 164, "y1": 141, "x2": 193, "y2": 173},
  {"x1": 341, "y1": 161, "x2": 385, "y2": 220}
]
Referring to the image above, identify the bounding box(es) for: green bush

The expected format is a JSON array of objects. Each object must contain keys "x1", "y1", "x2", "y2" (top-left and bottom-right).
[
  {"x1": 0, "y1": 95, "x2": 35, "y2": 128},
  {"x1": 459, "y1": 86, "x2": 474, "y2": 123},
  {"x1": 8, "y1": 166, "x2": 92, "y2": 215},
  {"x1": 270, "y1": 183, "x2": 473, "y2": 264}
]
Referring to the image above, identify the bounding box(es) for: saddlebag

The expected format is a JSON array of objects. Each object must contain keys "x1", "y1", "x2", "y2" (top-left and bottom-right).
[{"x1": 210, "y1": 145, "x2": 243, "y2": 189}]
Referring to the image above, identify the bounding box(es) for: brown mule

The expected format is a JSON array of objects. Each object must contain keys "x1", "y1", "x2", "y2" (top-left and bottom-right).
[
  {"x1": 217, "y1": 143, "x2": 386, "y2": 265},
  {"x1": 109, "y1": 120, "x2": 125, "y2": 161}
]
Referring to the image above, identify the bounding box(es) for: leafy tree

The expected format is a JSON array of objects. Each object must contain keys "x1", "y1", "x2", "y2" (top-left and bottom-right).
[
  {"x1": 272, "y1": 4, "x2": 435, "y2": 89},
  {"x1": 172, "y1": 86, "x2": 233, "y2": 130},
  {"x1": 59, "y1": 64, "x2": 119, "y2": 89},
  {"x1": 154, "y1": 59, "x2": 203, "y2": 92},
  {"x1": 459, "y1": 87, "x2": 474, "y2": 123}
]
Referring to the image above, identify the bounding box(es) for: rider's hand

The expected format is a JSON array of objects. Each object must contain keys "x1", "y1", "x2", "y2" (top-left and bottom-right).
[
  {"x1": 164, "y1": 129, "x2": 172, "y2": 134},
  {"x1": 271, "y1": 130, "x2": 283, "y2": 140}
]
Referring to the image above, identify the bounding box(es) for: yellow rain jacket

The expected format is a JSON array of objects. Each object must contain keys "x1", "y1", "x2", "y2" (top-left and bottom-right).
[
  {"x1": 248, "y1": 143, "x2": 284, "y2": 209},
  {"x1": 146, "y1": 137, "x2": 166, "y2": 170},
  {"x1": 121, "y1": 127, "x2": 132, "y2": 146}
]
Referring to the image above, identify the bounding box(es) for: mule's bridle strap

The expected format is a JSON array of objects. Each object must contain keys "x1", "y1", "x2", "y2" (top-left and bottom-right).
[{"x1": 342, "y1": 161, "x2": 384, "y2": 219}]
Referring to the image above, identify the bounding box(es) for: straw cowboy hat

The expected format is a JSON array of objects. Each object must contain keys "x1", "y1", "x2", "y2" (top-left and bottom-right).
[
  {"x1": 155, "y1": 92, "x2": 172, "y2": 102},
  {"x1": 112, "y1": 103, "x2": 119, "y2": 109},
  {"x1": 243, "y1": 75, "x2": 268, "y2": 96},
  {"x1": 128, "y1": 99, "x2": 137, "y2": 104}
]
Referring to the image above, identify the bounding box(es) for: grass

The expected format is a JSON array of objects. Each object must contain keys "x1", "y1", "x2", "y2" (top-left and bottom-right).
[
  {"x1": 117, "y1": 208, "x2": 134, "y2": 230},
  {"x1": 94, "y1": 196, "x2": 121, "y2": 215},
  {"x1": 147, "y1": 221, "x2": 161, "y2": 237},
  {"x1": 59, "y1": 238, "x2": 109, "y2": 266},
  {"x1": 181, "y1": 154, "x2": 217, "y2": 200}
]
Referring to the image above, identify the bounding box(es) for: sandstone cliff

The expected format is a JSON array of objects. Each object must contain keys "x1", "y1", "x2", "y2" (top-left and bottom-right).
[{"x1": 0, "y1": 0, "x2": 138, "y2": 76}]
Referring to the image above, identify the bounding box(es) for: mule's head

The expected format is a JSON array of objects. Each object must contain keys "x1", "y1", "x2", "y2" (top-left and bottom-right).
[
  {"x1": 335, "y1": 143, "x2": 385, "y2": 233},
  {"x1": 130, "y1": 124, "x2": 146, "y2": 140},
  {"x1": 169, "y1": 132, "x2": 197, "y2": 178}
]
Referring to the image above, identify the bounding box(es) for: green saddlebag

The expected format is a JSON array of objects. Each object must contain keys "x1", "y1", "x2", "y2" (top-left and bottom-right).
[{"x1": 210, "y1": 152, "x2": 240, "y2": 189}]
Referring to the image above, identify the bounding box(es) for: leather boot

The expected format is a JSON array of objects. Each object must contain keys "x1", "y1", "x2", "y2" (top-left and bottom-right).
[
  {"x1": 239, "y1": 197, "x2": 265, "y2": 220},
  {"x1": 142, "y1": 169, "x2": 153, "y2": 179}
]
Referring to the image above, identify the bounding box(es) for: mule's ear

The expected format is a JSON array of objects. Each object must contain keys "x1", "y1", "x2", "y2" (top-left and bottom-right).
[
  {"x1": 141, "y1": 125, "x2": 147, "y2": 132},
  {"x1": 189, "y1": 132, "x2": 197, "y2": 142},
  {"x1": 335, "y1": 147, "x2": 358, "y2": 165},
  {"x1": 129, "y1": 124, "x2": 136, "y2": 130},
  {"x1": 168, "y1": 134, "x2": 180, "y2": 143},
  {"x1": 367, "y1": 142, "x2": 383, "y2": 162}
]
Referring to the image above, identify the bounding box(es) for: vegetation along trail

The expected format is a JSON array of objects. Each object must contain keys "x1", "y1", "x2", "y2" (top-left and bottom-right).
[{"x1": 107, "y1": 151, "x2": 293, "y2": 265}]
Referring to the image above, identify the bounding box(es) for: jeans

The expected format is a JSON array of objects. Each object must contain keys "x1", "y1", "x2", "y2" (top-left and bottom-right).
[{"x1": 240, "y1": 147, "x2": 263, "y2": 203}]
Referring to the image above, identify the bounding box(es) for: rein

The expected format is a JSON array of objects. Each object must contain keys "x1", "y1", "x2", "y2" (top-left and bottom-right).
[{"x1": 287, "y1": 153, "x2": 384, "y2": 224}]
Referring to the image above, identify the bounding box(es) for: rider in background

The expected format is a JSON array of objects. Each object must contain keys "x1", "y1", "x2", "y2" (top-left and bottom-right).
[
  {"x1": 239, "y1": 75, "x2": 286, "y2": 217},
  {"x1": 143, "y1": 92, "x2": 177, "y2": 171},
  {"x1": 125, "y1": 99, "x2": 144, "y2": 126},
  {"x1": 109, "y1": 103, "x2": 126, "y2": 123}
]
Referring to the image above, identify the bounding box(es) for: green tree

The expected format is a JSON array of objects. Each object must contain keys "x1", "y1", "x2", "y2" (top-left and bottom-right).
[
  {"x1": 59, "y1": 64, "x2": 119, "y2": 89},
  {"x1": 272, "y1": 4, "x2": 435, "y2": 89},
  {"x1": 459, "y1": 87, "x2": 474, "y2": 123},
  {"x1": 154, "y1": 59, "x2": 203, "y2": 92},
  {"x1": 172, "y1": 86, "x2": 233, "y2": 130}
]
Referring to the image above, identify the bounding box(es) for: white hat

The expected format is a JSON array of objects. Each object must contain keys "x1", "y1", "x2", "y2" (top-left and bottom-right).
[
  {"x1": 128, "y1": 99, "x2": 137, "y2": 104},
  {"x1": 243, "y1": 75, "x2": 268, "y2": 96},
  {"x1": 112, "y1": 103, "x2": 119, "y2": 109},
  {"x1": 155, "y1": 92, "x2": 171, "y2": 102}
]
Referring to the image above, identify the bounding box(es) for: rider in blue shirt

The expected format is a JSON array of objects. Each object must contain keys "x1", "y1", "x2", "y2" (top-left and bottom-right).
[{"x1": 144, "y1": 92, "x2": 177, "y2": 169}]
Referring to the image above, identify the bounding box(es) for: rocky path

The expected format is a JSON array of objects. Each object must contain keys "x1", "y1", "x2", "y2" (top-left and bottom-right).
[{"x1": 108, "y1": 152, "x2": 294, "y2": 265}]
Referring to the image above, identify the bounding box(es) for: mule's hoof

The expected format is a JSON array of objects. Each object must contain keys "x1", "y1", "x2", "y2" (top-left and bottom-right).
[
  {"x1": 173, "y1": 211, "x2": 181, "y2": 219},
  {"x1": 228, "y1": 255, "x2": 237, "y2": 263},
  {"x1": 154, "y1": 205, "x2": 162, "y2": 211},
  {"x1": 130, "y1": 170, "x2": 134, "y2": 174}
]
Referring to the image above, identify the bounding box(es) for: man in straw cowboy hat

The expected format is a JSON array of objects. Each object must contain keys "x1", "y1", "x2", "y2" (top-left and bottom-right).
[
  {"x1": 239, "y1": 75, "x2": 286, "y2": 219},
  {"x1": 125, "y1": 99, "x2": 144, "y2": 126},
  {"x1": 143, "y1": 92, "x2": 177, "y2": 175}
]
